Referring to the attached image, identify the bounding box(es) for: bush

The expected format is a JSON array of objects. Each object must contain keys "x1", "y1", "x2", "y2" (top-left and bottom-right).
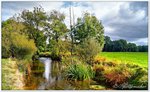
[
  {"x1": 93, "y1": 64, "x2": 106, "y2": 82},
  {"x1": 76, "y1": 38, "x2": 101, "y2": 64},
  {"x1": 2, "y1": 46, "x2": 11, "y2": 58},
  {"x1": 103, "y1": 65, "x2": 131, "y2": 87},
  {"x1": 2, "y1": 19, "x2": 37, "y2": 60},
  {"x1": 92, "y1": 61, "x2": 148, "y2": 89},
  {"x1": 64, "y1": 62, "x2": 94, "y2": 81},
  {"x1": 127, "y1": 67, "x2": 148, "y2": 89},
  {"x1": 2, "y1": 31, "x2": 37, "y2": 60},
  {"x1": 49, "y1": 40, "x2": 71, "y2": 60},
  {"x1": 11, "y1": 32, "x2": 37, "y2": 60}
]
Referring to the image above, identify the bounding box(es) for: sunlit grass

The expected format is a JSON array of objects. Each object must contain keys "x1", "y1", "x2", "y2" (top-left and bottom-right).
[
  {"x1": 2, "y1": 59, "x2": 24, "y2": 90},
  {"x1": 99, "y1": 52, "x2": 148, "y2": 67}
]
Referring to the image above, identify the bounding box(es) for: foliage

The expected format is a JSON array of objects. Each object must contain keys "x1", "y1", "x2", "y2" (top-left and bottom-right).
[
  {"x1": 21, "y1": 6, "x2": 47, "y2": 52},
  {"x1": 127, "y1": 67, "x2": 148, "y2": 89},
  {"x1": 76, "y1": 38, "x2": 101, "y2": 64},
  {"x1": 11, "y1": 32, "x2": 37, "y2": 60},
  {"x1": 138, "y1": 45, "x2": 148, "y2": 52},
  {"x1": 2, "y1": 19, "x2": 37, "y2": 60},
  {"x1": 2, "y1": 19, "x2": 25, "y2": 58},
  {"x1": 74, "y1": 12, "x2": 104, "y2": 48},
  {"x1": 46, "y1": 10, "x2": 68, "y2": 42},
  {"x1": 44, "y1": 10, "x2": 69, "y2": 58},
  {"x1": 127, "y1": 43, "x2": 138, "y2": 52},
  {"x1": 38, "y1": 52, "x2": 51, "y2": 57},
  {"x1": 50, "y1": 40, "x2": 71, "y2": 60},
  {"x1": 103, "y1": 36, "x2": 148, "y2": 52},
  {"x1": 64, "y1": 62, "x2": 94, "y2": 81},
  {"x1": 92, "y1": 64, "x2": 106, "y2": 82},
  {"x1": 103, "y1": 65, "x2": 131, "y2": 86},
  {"x1": 92, "y1": 54, "x2": 148, "y2": 89}
]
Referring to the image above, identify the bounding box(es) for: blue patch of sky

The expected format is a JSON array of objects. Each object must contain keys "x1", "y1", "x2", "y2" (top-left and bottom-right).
[{"x1": 62, "y1": 1, "x2": 90, "y2": 8}]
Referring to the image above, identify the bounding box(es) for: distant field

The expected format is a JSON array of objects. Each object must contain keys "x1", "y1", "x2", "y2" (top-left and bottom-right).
[{"x1": 100, "y1": 52, "x2": 148, "y2": 67}]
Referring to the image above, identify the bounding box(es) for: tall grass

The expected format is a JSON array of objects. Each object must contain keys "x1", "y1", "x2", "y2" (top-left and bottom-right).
[
  {"x1": 2, "y1": 59, "x2": 24, "y2": 90},
  {"x1": 64, "y1": 62, "x2": 94, "y2": 81}
]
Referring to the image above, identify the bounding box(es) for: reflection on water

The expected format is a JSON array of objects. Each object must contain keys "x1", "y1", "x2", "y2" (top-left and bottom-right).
[
  {"x1": 39, "y1": 58, "x2": 51, "y2": 81},
  {"x1": 24, "y1": 57, "x2": 91, "y2": 90},
  {"x1": 38, "y1": 57, "x2": 62, "y2": 89}
]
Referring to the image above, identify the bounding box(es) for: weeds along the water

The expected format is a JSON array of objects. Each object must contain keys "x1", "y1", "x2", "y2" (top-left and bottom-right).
[
  {"x1": 64, "y1": 61, "x2": 94, "y2": 81},
  {"x1": 92, "y1": 55, "x2": 148, "y2": 89}
]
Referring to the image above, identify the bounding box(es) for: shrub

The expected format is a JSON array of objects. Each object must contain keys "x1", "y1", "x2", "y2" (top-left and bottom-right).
[
  {"x1": 64, "y1": 62, "x2": 94, "y2": 81},
  {"x1": 103, "y1": 64, "x2": 131, "y2": 87},
  {"x1": 76, "y1": 38, "x2": 101, "y2": 64},
  {"x1": 127, "y1": 67, "x2": 148, "y2": 89},
  {"x1": 2, "y1": 19, "x2": 37, "y2": 60},
  {"x1": 92, "y1": 64, "x2": 106, "y2": 82},
  {"x1": 92, "y1": 58, "x2": 148, "y2": 89},
  {"x1": 2, "y1": 46, "x2": 11, "y2": 58},
  {"x1": 11, "y1": 32, "x2": 37, "y2": 60}
]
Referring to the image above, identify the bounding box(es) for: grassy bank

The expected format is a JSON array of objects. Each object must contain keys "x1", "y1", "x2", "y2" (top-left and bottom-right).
[
  {"x1": 2, "y1": 59, "x2": 24, "y2": 90},
  {"x1": 100, "y1": 52, "x2": 148, "y2": 67},
  {"x1": 93, "y1": 52, "x2": 148, "y2": 89}
]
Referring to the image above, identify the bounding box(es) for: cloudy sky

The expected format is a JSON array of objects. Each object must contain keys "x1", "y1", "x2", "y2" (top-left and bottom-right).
[{"x1": 2, "y1": 1, "x2": 148, "y2": 45}]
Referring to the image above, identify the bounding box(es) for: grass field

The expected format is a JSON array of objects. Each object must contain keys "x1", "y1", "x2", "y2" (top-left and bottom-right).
[{"x1": 99, "y1": 52, "x2": 148, "y2": 67}]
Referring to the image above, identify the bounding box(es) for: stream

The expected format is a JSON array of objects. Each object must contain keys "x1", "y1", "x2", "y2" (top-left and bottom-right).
[
  {"x1": 38, "y1": 57, "x2": 63, "y2": 89},
  {"x1": 24, "y1": 57, "x2": 92, "y2": 90}
]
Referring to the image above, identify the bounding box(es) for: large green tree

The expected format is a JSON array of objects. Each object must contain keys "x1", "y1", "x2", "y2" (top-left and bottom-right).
[
  {"x1": 74, "y1": 12, "x2": 104, "y2": 51},
  {"x1": 103, "y1": 36, "x2": 112, "y2": 51},
  {"x1": 127, "y1": 43, "x2": 138, "y2": 52},
  {"x1": 45, "y1": 10, "x2": 68, "y2": 58},
  {"x1": 21, "y1": 6, "x2": 47, "y2": 52},
  {"x1": 46, "y1": 10, "x2": 68, "y2": 42},
  {"x1": 113, "y1": 39, "x2": 128, "y2": 52}
]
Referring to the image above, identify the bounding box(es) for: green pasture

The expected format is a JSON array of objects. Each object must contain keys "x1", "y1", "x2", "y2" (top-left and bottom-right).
[{"x1": 100, "y1": 52, "x2": 148, "y2": 67}]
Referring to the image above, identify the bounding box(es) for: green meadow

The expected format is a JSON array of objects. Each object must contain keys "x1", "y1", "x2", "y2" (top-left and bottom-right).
[{"x1": 100, "y1": 52, "x2": 148, "y2": 67}]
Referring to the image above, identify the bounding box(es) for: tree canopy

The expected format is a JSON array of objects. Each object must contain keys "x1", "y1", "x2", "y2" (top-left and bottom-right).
[
  {"x1": 73, "y1": 12, "x2": 104, "y2": 51},
  {"x1": 103, "y1": 36, "x2": 148, "y2": 52}
]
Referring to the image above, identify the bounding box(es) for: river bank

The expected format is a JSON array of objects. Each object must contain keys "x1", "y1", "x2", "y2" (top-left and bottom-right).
[{"x1": 2, "y1": 59, "x2": 24, "y2": 90}]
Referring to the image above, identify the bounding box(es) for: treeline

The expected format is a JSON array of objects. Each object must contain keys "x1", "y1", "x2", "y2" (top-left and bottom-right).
[
  {"x1": 103, "y1": 36, "x2": 148, "y2": 52},
  {"x1": 2, "y1": 6, "x2": 105, "y2": 63}
]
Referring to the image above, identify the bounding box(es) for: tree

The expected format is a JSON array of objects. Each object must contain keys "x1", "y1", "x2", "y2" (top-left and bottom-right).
[
  {"x1": 2, "y1": 19, "x2": 37, "y2": 60},
  {"x1": 103, "y1": 36, "x2": 112, "y2": 51},
  {"x1": 138, "y1": 45, "x2": 148, "y2": 52},
  {"x1": 118, "y1": 39, "x2": 128, "y2": 51},
  {"x1": 45, "y1": 10, "x2": 68, "y2": 58},
  {"x1": 21, "y1": 6, "x2": 47, "y2": 52},
  {"x1": 74, "y1": 12, "x2": 104, "y2": 51},
  {"x1": 2, "y1": 19, "x2": 25, "y2": 58},
  {"x1": 103, "y1": 36, "x2": 148, "y2": 52},
  {"x1": 127, "y1": 43, "x2": 138, "y2": 52},
  {"x1": 46, "y1": 10, "x2": 68, "y2": 42}
]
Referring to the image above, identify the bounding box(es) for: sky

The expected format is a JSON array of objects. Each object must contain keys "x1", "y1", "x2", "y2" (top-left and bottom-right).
[{"x1": 1, "y1": 1, "x2": 148, "y2": 45}]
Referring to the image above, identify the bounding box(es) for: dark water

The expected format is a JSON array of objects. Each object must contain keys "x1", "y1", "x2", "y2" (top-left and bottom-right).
[{"x1": 24, "y1": 57, "x2": 95, "y2": 90}]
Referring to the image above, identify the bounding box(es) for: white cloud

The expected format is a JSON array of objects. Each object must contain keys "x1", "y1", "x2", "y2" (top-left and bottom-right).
[{"x1": 130, "y1": 38, "x2": 148, "y2": 45}]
